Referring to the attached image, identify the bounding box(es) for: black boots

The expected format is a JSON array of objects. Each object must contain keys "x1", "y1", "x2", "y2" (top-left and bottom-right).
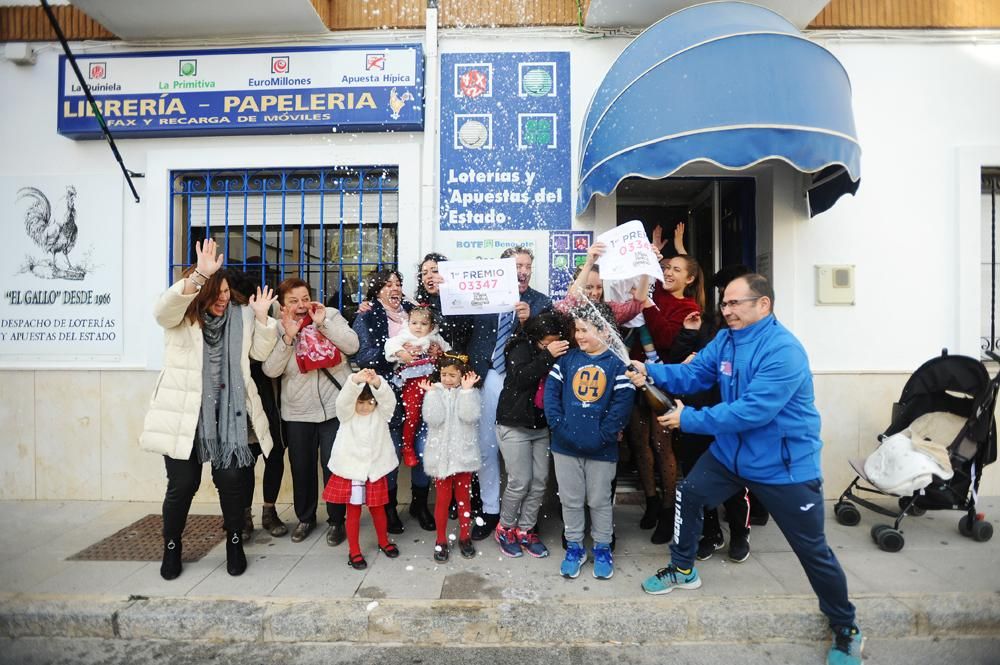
[
  {"x1": 640, "y1": 494, "x2": 661, "y2": 530},
  {"x1": 386, "y1": 486, "x2": 405, "y2": 534},
  {"x1": 160, "y1": 538, "x2": 182, "y2": 580},
  {"x1": 261, "y1": 505, "x2": 288, "y2": 537},
  {"x1": 650, "y1": 504, "x2": 675, "y2": 544},
  {"x1": 409, "y1": 486, "x2": 436, "y2": 531},
  {"x1": 226, "y1": 530, "x2": 247, "y2": 576},
  {"x1": 471, "y1": 512, "x2": 500, "y2": 541}
]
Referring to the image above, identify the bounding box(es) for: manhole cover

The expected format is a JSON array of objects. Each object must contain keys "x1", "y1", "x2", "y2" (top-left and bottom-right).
[{"x1": 68, "y1": 514, "x2": 225, "y2": 562}]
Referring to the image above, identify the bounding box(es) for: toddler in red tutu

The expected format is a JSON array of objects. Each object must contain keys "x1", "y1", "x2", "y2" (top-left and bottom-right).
[{"x1": 323, "y1": 368, "x2": 401, "y2": 569}]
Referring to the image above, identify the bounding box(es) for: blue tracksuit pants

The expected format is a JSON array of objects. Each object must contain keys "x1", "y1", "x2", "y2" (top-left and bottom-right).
[{"x1": 671, "y1": 451, "x2": 856, "y2": 628}]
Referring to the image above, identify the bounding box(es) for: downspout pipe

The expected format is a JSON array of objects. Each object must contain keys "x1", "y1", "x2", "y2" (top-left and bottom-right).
[{"x1": 420, "y1": 1, "x2": 439, "y2": 257}]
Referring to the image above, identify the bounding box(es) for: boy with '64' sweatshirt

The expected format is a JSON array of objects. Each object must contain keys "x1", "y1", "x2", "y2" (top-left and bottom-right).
[{"x1": 544, "y1": 306, "x2": 634, "y2": 580}]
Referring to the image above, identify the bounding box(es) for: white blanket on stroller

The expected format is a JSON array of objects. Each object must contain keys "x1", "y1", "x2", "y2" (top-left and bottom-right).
[{"x1": 863, "y1": 412, "x2": 961, "y2": 495}]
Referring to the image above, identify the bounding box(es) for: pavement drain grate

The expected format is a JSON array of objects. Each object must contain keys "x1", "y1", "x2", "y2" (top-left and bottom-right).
[{"x1": 67, "y1": 514, "x2": 225, "y2": 562}]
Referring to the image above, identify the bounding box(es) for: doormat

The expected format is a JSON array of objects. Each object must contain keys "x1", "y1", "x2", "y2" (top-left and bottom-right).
[{"x1": 68, "y1": 514, "x2": 225, "y2": 562}]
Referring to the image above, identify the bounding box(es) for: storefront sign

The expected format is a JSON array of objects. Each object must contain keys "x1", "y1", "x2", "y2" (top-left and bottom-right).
[
  {"x1": 2, "y1": 175, "x2": 123, "y2": 359},
  {"x1": 58, "y1": 45, "x2": 423, "y2": 139},
  {"x1": 437, "y1": 258, "x2": 520, "y2": 315},
  {"x1": 594, "y1": 220, "x2": 662, "y2": 282},
  {"x1": 439, "y1": 52, "x2": 571, "y2": 230}
]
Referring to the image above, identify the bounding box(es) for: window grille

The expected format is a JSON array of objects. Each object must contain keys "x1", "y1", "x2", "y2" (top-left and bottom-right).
[{"x1": 169, "y1": 166, "x2": 398, "y2": 318}]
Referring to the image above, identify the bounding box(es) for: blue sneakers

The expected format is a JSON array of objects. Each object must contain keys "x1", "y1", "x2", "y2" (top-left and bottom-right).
[
  {"x1": 519, "y1": 528, "x2": 549, "y2": 558},
  {"x1": 641, "y1": 563, "x2": 702, "y2": 595},
  {"x1": 495, "y1": 524, "x2": 523, "y2": 558},
  {"x1": 827, "y1": 625, "x2": 864, "y2": 665},
  {"x1": 560, "y1": 541, "x2": 587, "y2": 578},
  {"x1": 592, "y1": 543, "x2": 614, "y2": 579}
]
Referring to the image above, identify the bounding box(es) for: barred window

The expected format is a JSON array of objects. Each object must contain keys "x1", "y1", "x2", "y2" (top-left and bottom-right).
[{"x1": 169, "y1": 166, "x2": 398, "y2": 319}]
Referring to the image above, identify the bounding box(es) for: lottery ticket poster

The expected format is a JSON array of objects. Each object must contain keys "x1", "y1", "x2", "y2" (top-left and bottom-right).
[
  {"x1": 438, "y1": 258, "x2": 520, "y2": 315},
  {"x1": 549, "y1": 230, "x2": 592, "y2": 300}
]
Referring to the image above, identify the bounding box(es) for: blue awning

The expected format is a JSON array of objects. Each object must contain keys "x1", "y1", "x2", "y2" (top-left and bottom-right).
[{"x1": 577, "y1": 1, "x2": 861, "y2": 217}]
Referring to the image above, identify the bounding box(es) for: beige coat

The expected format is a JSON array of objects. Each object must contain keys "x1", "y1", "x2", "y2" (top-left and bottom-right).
[
  {"x1": 262, "y1": 308, "x2": 359, "y2": 423},
  {"x1": 327, "y1": 378, "x2": 399, "y2": 481},
  {"x1": 139, "y1": 281, "x2": 280, "y2": 460}
]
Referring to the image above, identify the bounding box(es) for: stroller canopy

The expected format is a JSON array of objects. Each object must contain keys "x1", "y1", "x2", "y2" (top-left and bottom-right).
[{"x1": 887, "y1": 353, "x2": 998, "y2": 467}]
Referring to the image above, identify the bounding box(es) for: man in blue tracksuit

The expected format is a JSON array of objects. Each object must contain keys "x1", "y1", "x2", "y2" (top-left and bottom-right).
[{"x1": 629, "y1": 274, "x2": 863, "y2": 665}]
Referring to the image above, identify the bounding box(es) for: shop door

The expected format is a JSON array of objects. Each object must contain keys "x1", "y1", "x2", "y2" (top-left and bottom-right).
[
  {"x1": 614, "y1": 176, "x2": 756, "y2": 497},
  {"x1": 616, "y1": 176, "x2": 756, "y2": 313}
]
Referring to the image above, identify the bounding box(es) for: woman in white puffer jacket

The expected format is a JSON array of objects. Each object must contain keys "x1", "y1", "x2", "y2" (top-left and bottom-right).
[{"x1": 140, "y1": 239, "x2": 279, "y2": 581}]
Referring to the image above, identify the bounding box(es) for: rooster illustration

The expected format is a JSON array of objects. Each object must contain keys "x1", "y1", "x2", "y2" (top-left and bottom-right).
[
  {"x1": 17, "y1": 185, "x2": 80, "y2": 277},
  {"x1": 388, "y1": 87, "x2": 414, "y2": 119}
]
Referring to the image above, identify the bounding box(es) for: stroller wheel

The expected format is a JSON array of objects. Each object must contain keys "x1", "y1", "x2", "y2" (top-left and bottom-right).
[
  {"x1": 971, "y1": 519, "x2": 993, "y2": 542},
  {"x1": 870, "y1": 524, "x2": 890, "y2": 542},
  {"x1": 834, "y1": 501, "x2": 861, "y2": 527},
  {"x1": 898, "y1": 497, "x2": 926, "y2": 517},
  {"x1": 959, "y1": 514, "x2": 975, "y2": 537},
  {"x1": 876, "y1": 527, "x2": 905, "y2": 553}
]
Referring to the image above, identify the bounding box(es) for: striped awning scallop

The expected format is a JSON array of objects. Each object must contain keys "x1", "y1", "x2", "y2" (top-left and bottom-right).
[{"x1": 577, "y1": 1, "x2": 861, "y2": 217}]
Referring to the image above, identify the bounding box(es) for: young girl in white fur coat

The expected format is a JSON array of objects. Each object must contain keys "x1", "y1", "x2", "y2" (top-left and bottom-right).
[{"x1": 419, "y1": 353, "x2": 481, "y2": 563}]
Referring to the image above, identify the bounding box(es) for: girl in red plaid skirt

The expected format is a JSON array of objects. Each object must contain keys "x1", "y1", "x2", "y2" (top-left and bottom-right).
[{"x1": 323, "y1": 369, "x2": 401, "y2": 569}]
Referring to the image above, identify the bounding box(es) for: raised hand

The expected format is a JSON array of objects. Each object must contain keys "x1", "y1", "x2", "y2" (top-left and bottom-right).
[
  {"x1": 673, "y1": 221, "x2": 687, "y2": 255},
  {"x1": 280, "y1": 304, "x2": 304, "y2": 340},
  {"x1": 546, "y1": 339, "x2": 570, "y2": 358},
  {"x1": 682, "y1": 311, "x2": 702, "y2": 330},
  {"x1": 461, "y1": 370, "x2": 479, "y2": 389},
  {"x1": 357, "y1": 300, "x2": 373, "y2": 315},
  {"x1": 249, "y1": 285, "x2": 277, "y2": 323},
  {"x1": 195, "y1": 238, "x2": 225, "y2": 277},
  {"x1": 309, "y1": 301, "x2": 326, "y2": 324},
  {"x1": 651, "y1": 225, "x2": 667, "y2": 252},
  {"x1": 586, "y1": 241, "x2": 607, "y2": 263},
  {"x1": 418, "y1": 378, "x2": 435, "y2": 392}
]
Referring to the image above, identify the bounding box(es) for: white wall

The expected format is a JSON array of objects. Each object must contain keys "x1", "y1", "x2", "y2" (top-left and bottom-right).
[{"x1": 798, "y1": 39, "x2": 1000, "y2": 371}]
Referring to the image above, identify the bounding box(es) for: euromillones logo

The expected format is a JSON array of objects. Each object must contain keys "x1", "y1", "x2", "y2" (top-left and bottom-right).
[
  {"x1": 178, "y1": 59, "x2": 198, "y2": 77},
  {"x1": 271, "y1": 56, "x2": 289, "y2": 74}
]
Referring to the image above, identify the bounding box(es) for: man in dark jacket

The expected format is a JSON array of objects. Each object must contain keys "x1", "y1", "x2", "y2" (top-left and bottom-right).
[
  {"x1": 468, "y1": 246, "x2": 552, "y2": 539},
  {"x1": 631, "y1": 274, "x2": 862, "y2": 665}
]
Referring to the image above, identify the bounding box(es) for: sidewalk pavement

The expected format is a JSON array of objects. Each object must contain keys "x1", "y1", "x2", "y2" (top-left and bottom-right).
[{"x1": 0, "y1": 497, "x2": 998, "y2": 649}]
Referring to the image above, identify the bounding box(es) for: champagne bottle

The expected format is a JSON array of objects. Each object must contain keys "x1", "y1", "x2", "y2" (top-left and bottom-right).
[{"x1": 638, "y1": 380, "x2": 676, "y2": 415}]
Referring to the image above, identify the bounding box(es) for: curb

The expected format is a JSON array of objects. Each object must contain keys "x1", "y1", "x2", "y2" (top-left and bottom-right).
[{"x1": 2, "y1": 592, "x2": 999, "y2": 644}]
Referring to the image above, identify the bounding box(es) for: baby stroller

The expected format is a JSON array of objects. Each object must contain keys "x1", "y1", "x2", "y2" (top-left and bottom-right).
[{"x1": 834, "y1": 349, "x2": 999, "y2": 552}]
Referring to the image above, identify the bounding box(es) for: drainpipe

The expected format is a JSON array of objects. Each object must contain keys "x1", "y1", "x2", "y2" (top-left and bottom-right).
[{"x1": 420, "y1": 0, "x2": 439, "y2": 257}]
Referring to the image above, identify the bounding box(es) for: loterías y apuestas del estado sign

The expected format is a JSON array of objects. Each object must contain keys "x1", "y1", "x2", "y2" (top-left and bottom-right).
[{"x1": 57, "y1": 45, "x2": 424, "y2": 139}]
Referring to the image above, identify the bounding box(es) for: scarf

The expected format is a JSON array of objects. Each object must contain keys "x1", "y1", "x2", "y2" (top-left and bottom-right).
[
  {"x1": 294, "y1": 313, "x2": 342, "y2": 373},
  {"x1": 197, "y1": 304, "x2": 252, "y2": 469},
  {"x1": 384, "y1": 301, "x2": 407, "y2": 338}
]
